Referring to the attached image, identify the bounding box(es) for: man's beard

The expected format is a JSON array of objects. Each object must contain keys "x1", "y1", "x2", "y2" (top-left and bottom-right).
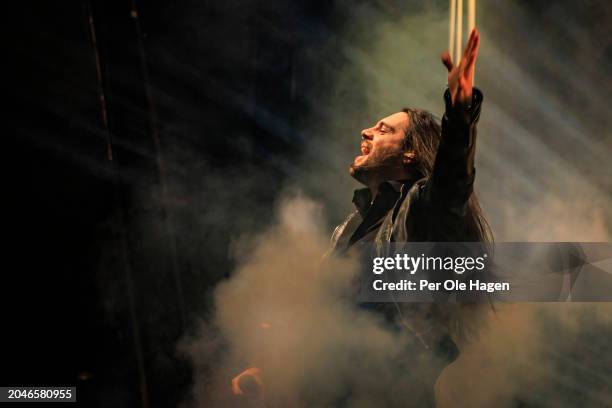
[
  {"x1": 349, "y1": 162, "x2": 377, "y2": 185},
  {"x1": 350, "y1": 150, "x2": 405, "y2": 186}
]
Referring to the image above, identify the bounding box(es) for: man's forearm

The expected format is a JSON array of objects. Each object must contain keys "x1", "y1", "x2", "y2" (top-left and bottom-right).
[{"x1": 426, "y1": 88, "x2": 483, "y2": 214}]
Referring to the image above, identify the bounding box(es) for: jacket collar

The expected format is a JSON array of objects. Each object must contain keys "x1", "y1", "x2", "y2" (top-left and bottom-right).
[{"x1": 352, "y1": 180, "x2": 410, "y2": 216}]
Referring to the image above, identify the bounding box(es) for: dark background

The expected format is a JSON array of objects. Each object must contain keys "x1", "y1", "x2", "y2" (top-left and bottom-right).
[
  {"x1": 4, "y1": 0, "x2": 611, "y2": 407},
  {"x1": 5, "y1": 1, "x2": 337, "y2": 406}
]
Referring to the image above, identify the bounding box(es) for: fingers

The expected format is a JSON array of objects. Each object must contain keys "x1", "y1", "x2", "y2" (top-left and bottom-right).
[
  {"x1": 461, "y1": 29, "x2": 479, "y2": 69},
  {"x1": 443, "y1": 28, "x2": 479, "y2": 73},
  {"x1": 470, "y1": 29, "x2": 480, "y2": 57},
  {"x1": 464, "y1": 30, "x2": 480, "y2": 77},
  {"x1": 463, "y1": 29, "x2": 476, "y2": 61},
  {"x1": 441, "y1": 51, "x2": 454, "y2": 72}
]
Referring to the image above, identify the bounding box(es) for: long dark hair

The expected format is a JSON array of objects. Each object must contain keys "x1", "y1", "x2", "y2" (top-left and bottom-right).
[
  {"x1": 402, "y1": 107, "x2": 494, "y2": 342},
  {"x1": 401, "y1": 108, "x2": 493, "y2": 245}
]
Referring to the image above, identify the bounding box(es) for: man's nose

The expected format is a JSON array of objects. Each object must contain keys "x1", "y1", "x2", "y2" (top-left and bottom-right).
[{"x1": 361, "y1": 128, "x2": 373, "y2": 140}]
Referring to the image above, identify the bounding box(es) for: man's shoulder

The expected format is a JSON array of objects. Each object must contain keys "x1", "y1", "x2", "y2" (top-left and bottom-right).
[
  {"x1": 400, "y1": 177, "x2": 429, "y2": 205},
  {"x1": 325, "y1": 210, "x2": 360, "y2": 256},
  {"x1": 331, "y1": 210, "x2": 359, "y2": 240},
  {"x1": 394, "y1": 177, "x2": 430, "y2": 222}
]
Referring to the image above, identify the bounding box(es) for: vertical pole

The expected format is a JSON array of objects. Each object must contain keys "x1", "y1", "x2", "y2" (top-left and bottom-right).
[
  {"x1": 449, "y1": 0, "x2": 456, "y2": 63},
  {"x1": 455, "y1": 0, "x2": 463, "y2": 64},
  {"x1": 468, "y1": 0, "x2": 476, "y2": 33}
]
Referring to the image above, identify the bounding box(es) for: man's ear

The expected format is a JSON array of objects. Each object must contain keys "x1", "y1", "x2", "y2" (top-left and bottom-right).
[{"x1": 403, "y1": 151, "x2": 416, "y2": 165}]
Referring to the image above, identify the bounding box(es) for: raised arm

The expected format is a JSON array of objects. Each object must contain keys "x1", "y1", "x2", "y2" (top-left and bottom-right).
[{"x1": 423, "y1": 29, "x2": 482, "y2": 235}]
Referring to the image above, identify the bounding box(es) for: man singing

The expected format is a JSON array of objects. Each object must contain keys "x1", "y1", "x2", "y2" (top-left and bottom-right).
[
  {"x1": 233, "y1": 28, "x2": 492, "y2": 407},
  {"x1": 331, "y1": 28, "x2": 489, "y2": 252},
  {"x1": 328, "y1": 27, "x2": 491, "y2": 406}
]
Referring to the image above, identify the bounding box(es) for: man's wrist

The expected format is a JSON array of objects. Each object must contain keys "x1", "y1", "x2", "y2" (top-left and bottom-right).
[{"x1": 444, "y1": 88, "x2": 482, "y2": 111}]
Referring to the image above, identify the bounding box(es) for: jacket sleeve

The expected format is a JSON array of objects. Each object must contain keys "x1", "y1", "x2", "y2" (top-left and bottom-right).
[{"x1": 424, "y1": 88, "x2": 483, "y2": 220}]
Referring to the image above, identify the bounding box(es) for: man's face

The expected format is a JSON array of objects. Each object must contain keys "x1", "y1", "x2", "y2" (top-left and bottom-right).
[{"x1": 350, "y1": 112, "x2": 410, "y2": 185}]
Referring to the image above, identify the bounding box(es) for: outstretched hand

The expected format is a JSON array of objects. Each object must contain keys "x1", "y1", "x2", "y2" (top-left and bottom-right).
[{"x1": 441, "y1": 28, "x2": 480, "y2": 106}]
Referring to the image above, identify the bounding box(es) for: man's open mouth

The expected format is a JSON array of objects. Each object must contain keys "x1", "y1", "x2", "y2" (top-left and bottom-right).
[
  {"x1": 353, "y1": 143, "x2": 371, "y2": 166},
  {"x1": 360, "y1": 143, "x2": 371, "y2": 156}
]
